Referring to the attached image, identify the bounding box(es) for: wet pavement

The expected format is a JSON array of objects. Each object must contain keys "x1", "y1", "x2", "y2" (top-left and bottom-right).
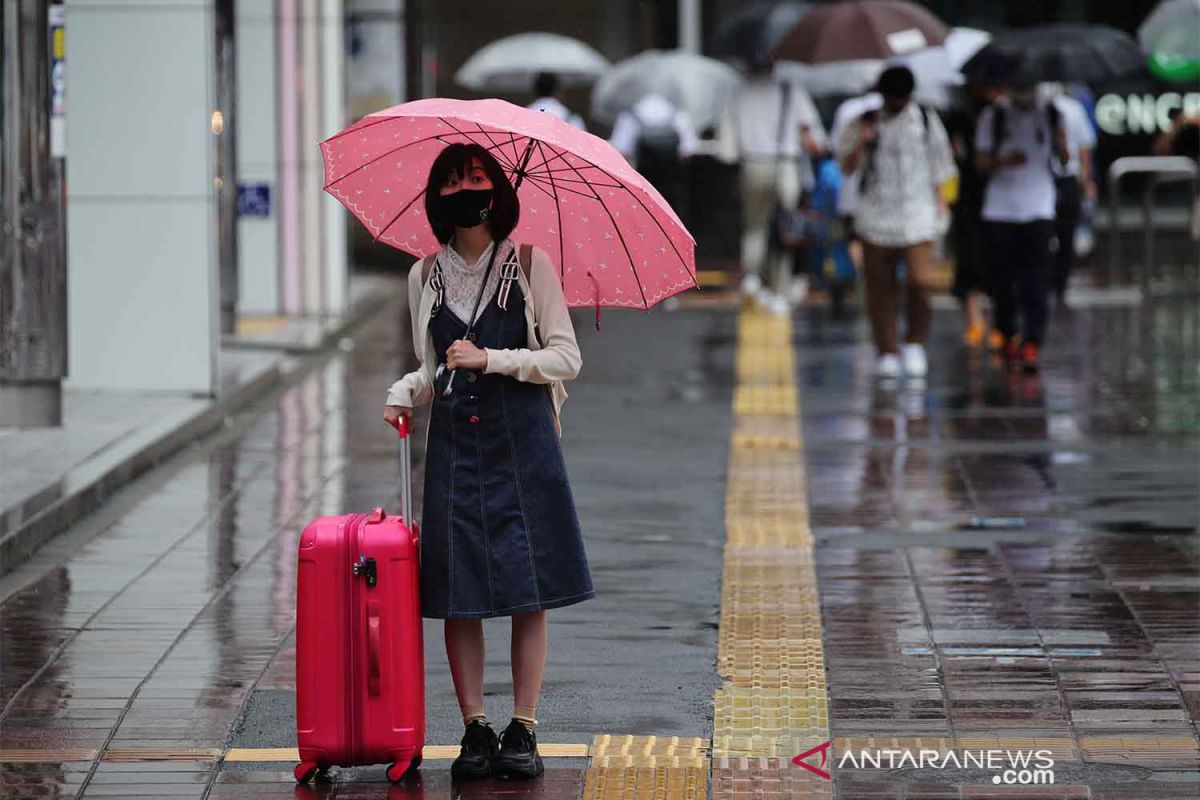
[
  {"x1": 0, "y1": 282, "x2": 1197, "y2": 799},
  {"x1": 0, "y1": 293, "x2": 733, "y2": 798},
  {"x1": 798, "y1": 296, "x2": 1200, "y2": 797}
]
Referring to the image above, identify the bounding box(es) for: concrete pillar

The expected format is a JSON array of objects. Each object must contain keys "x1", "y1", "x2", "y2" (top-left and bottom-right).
[
  {"x1": 236, "y1": 1, "x2": 281, "y2": 315},
  {"x1": 320, "y1": 0, "x2": 347, "y2": 315},
  {"x1": 64, "y1": 0, "x2": 218, "y2": 394},
  {"x1": 1, "y1": 0, "x2": 68, "y2": 427},
  {"x1": 678, "y1": 0, "x2": 700, "y2": 54}
]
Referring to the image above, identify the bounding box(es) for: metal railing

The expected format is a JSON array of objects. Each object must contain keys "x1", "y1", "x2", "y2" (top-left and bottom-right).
[{"x1": 1107, "y1": 156, "x2": 1198, "y2": 295}]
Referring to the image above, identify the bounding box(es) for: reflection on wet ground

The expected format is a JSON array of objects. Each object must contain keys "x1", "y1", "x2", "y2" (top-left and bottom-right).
[
  {"x1": 0, "y1": 289, "x2": 1196, "y2": 798},
  {"x1": 798, "y1": 298, "x2": 1200, "y2": 797}
]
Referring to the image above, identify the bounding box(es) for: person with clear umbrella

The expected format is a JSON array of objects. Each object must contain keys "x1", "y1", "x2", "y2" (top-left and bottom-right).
[
  {"x1": 527, "y1": 72, "x2": 586, "y2": 131},
  {"x1": 609, "y1": 93, "x2": 699, "y2": 224},
  {"x1": 718, "y1": 67, "x2": 826, "y2": 315}
]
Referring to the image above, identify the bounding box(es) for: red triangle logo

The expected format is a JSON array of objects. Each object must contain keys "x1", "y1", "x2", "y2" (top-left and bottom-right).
[{"x1": 792, "y1": 740, "x2": 832, "y2": 780}]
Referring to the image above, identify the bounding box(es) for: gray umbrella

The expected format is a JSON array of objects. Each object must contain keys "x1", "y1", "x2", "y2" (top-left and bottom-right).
[
  {"x1": 709, "y1": 2, "x2": 812, "y2": 70},
  {"x1": 590, "y1": 50, "x2": 744, "y2": 130},
  {"x1": 455, "y1": 32, "x2": 611, "y2": 92}
]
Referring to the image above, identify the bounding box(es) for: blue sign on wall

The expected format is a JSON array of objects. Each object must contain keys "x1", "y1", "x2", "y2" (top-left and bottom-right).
[{"x1": 238, "y1": 183, "x2": 272, "y2": 218}]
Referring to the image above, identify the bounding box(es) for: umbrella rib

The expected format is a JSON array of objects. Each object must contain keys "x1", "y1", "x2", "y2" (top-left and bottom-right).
[
  {"x1": 467, "y1": 123, "x2": 520, "y2": 171},
  {"x1": 533, "y1": 140, "x2": 568, "y2": 296},
  {"x1": 373, "y1": 184, "x2": 428, "y2": 246},
  {"x1": 519, "y1": 172, "x2": 610, "y2": 201},
  {"x1": 526, "y1": 173, "x2": 626, "y2": 189},
  {"x1": 438, "y1": 117, "x2": 517, "y2": 170},
  {"x1": 554, "y1": 156, "x2": 649, "y2": 309}
]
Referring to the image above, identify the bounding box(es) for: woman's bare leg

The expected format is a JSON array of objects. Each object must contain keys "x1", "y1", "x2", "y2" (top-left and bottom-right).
[
  {"x1": 511, "y1": 610, "x2": 547, "y2": 729},
  {"x1": 444, "y1": 619, "x2": 486, "y2": 723}
]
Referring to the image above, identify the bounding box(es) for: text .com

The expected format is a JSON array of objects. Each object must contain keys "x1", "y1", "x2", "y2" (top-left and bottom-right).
[{"x1": 794, "y1": 743, "x2": 1056, "y2": 785}]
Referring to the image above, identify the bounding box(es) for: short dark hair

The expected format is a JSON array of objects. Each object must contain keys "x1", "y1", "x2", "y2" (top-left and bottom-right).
[
  {"x1": 533, "y1": 71, "x2": 558, "y2": 97},
  {"x1": 876, "y1": 65, "x2": 915, "y2": 98},
  {"x1": 423, "y1": 143, "x2": 520, "y2": 245}
]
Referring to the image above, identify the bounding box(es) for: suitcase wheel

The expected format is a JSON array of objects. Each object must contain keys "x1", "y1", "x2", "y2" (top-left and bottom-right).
[
  {"x1": 294, "y1": 761, "x2": 321, "y2": 783},
  {"x1": 386, "y1": 753, "x2": 421, "y2": 783}
]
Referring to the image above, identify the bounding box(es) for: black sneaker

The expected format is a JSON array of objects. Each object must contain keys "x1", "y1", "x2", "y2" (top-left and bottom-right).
[
  {"x1": 450, "y1": 719, "x2": 498, "y2": 781},
  {"x1": 494, "y1": 718, "x2": 544, "y2": 779}
]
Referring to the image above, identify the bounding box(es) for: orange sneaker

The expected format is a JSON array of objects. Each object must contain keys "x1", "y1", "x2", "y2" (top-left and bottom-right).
[
  {"x1": 1020, "y1": 341, "x2": 1040, "y2": 373},
  {"x1": 963, "y1": 321, "x2": 986, "y2": 347}
]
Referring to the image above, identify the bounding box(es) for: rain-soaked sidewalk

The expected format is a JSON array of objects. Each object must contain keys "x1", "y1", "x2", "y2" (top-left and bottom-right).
[
  {"x1": 798, "y1": 296, "x2": 1200, "y2": 798},
  {"x1": 0, "y1": 285, "x2": 1197, "y2": 799}
]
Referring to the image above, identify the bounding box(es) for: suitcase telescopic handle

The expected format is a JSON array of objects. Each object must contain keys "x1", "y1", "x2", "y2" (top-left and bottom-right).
[{"x1": 389, "y1": 415, "x2": 414, "y2": 530}]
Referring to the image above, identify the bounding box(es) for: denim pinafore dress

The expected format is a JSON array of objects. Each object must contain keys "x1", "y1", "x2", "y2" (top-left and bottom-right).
[{"x1": 420, "y1": 258, "x2": 595, "y2": 619}]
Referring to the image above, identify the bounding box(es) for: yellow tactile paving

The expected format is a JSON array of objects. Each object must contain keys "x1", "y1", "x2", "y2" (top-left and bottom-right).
[
  {"x1": 588, "y1": 735, "x2": 709, "y2": 768},
  {"x1": 712, "y1": 304, "x2": 832, "y2": 785},
  {"x1": 583, "y1": 764, "x2": 709, "y2": 800}
]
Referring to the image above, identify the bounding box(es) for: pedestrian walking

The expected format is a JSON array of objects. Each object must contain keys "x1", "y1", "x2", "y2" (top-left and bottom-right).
[
  {"x1": 609, "y1": 93, "x2": 698, "y2": 222},
  {"x1": 382, "y1": 143, "x2": 594, "y2": 781},
  {"x1": 1041, "y1": 82, "x2": 1097, "y2": 307},
  {"x1": 719, "y1": 69, "x2": 827, "y2": 315},
  {"x1": 527, "y1": 72, "x2": 587, "y2": 130},
  {"x1": 974, "y1": 79, "x2": 1070, "y2": 372},
  {"x1": 837, "y1": 65, "x2": 956, "y2": 379},
  {"x1": 945, "y1": 81, "x2": 1001, "y2": 348},
  {"x1": 830, "y1": 89, "x2": 883, "y2": 274}
]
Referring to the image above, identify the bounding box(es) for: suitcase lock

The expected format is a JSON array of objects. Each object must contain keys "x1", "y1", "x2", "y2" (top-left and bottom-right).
[{"x1": 353, "y1": 555, "x2": 377, "y2": 587}]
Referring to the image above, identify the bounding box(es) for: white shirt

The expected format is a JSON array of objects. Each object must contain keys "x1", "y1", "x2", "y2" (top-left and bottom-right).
[
  {"x1": 721, "y1": 76, "x2": 826, "y2": 161},
  {"x1": 1053, "y1": 95, "x2": 1096, "y2": 178},
  {"x1": 527, "y1": 96, "x2": 586, "y2": 130},
  {"x1": 608, "y1": 94, "x2": 699, "y2": 163},
  {"x1": 976, "y1": 101, "x2": 1058, "y2": 222},
  {"x1": 838, "y1": 102, "x2": 956, "y2": 247},
  {"x1": 830, "y1": 93, "x2": 883, "y2": 215}
]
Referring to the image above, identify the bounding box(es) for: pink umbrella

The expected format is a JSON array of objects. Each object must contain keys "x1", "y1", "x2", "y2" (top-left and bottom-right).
[{"x1": 320, "y1": 98, "x2": 696, "y2": 311}]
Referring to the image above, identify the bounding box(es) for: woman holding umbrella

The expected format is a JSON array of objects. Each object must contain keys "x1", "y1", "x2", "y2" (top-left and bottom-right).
[
  {"x1": 383, "y1": 143, "x2": 594, "y2": 781},
  {"x1": 322, "y1": 97, "x2": 693, "y2": 781}
]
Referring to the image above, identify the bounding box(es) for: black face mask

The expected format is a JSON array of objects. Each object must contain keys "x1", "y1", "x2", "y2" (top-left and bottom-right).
[{"x1": 440, "y1": 188, "x2": 493, "y2": 229}]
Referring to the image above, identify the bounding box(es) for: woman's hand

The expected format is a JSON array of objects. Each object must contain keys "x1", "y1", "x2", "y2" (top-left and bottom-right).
[
  {"x1": 384, "y1": 405, "x2": 412, "y2": 429},
  {"x1": 446, "y1": 339, "x2": 488, "y2": 371}
]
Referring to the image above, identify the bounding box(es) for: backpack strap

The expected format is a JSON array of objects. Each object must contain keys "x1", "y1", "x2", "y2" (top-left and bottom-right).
[
  {"x1": 518, "y1": 243, "x2": 533, "y2": 282},
  {"x1": 990, "y1": 103, "x2": 1007, "y2": 158}
]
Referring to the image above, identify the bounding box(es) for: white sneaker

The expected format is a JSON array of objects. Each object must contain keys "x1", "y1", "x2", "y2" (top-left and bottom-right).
[
  {"x1": 741, "y1": 273, "x2": 763, "y2": 297},
  {"x1": 876, "y1": 353, "x2": 901, "y2": 378},
  {"x1": 766, "y1": 292, "x2": 791, "y2": 316},
  {"x1": 788, "y1": 276, "x2": 810, "y2": 305},
  {"x1": 902, "y1": 343, "x2": 927, "y2": 377}
]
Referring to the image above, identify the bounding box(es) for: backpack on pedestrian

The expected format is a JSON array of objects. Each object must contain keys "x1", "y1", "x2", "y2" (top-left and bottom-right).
[
  {"x1": 988, "y1": 101, "x2": 1062, "y2": 168},
  {"x1": 858, "y1": 104, "x2": 936, "y2": 195}
]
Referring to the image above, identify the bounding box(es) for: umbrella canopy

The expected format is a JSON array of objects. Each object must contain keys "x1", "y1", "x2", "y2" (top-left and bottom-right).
[
  {"x1": 963, "y1": 24, "x2": 1146, "y2": 86},
  {"x1": 455, "y1": 33, "x2": 611, "y2": 93},
  {"x1": 1139, "y1": 0, "x2": 1200, "y2": 83},
  {"x1": 771, "y1": 0, "x2": 949, "y2": 64},
  {"x1": 321, "y1": 99, "x2": 696, "y2": 309},
  {"x1": 776, "y1": 28, "x2": 989, "y2": 107},
  {"x1": 590, "y1": 51, "x2": 743, "y2": 130},
  {"x1": 709, "y1": 2, "x2": 812, "y2": 69}
]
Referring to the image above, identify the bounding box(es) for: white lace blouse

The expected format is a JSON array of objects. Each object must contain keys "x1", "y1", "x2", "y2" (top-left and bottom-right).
[{"x1": 436, "y1": 238, "x2": 512, "y2": 323}]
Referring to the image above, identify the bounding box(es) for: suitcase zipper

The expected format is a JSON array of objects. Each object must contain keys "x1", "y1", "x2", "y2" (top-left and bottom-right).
[{"x1": 346, "y1": 513, "x2": 367, "y2": 765}]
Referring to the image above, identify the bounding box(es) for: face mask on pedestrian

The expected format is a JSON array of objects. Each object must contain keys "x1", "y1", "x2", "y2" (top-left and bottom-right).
[{"x1": 440, "y1": 188, "x2": 494, "y2": 229}]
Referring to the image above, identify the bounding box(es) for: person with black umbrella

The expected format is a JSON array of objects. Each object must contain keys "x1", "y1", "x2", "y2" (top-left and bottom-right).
[{"x1": 974, "y1": 77, "x2": 1070, "y2": 373}]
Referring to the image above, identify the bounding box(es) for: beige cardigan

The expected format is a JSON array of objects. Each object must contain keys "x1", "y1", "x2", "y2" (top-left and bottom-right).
[{"x1": 385, "y1": 243, "x2": 580, "y2": 435}]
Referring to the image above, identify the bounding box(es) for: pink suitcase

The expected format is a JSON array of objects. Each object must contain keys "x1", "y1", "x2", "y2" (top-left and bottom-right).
[{"x1": 294, "y1": 417, "x2": 425, "y2": 783}]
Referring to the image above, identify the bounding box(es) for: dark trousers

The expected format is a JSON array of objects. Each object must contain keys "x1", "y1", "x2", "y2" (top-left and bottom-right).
[
  {"x1": 984, "y1": 220, "x2": 1055, "y2": 346},
  {"x1": 1053, "y1": 176, "x2": 1082, "y2": 298}
]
